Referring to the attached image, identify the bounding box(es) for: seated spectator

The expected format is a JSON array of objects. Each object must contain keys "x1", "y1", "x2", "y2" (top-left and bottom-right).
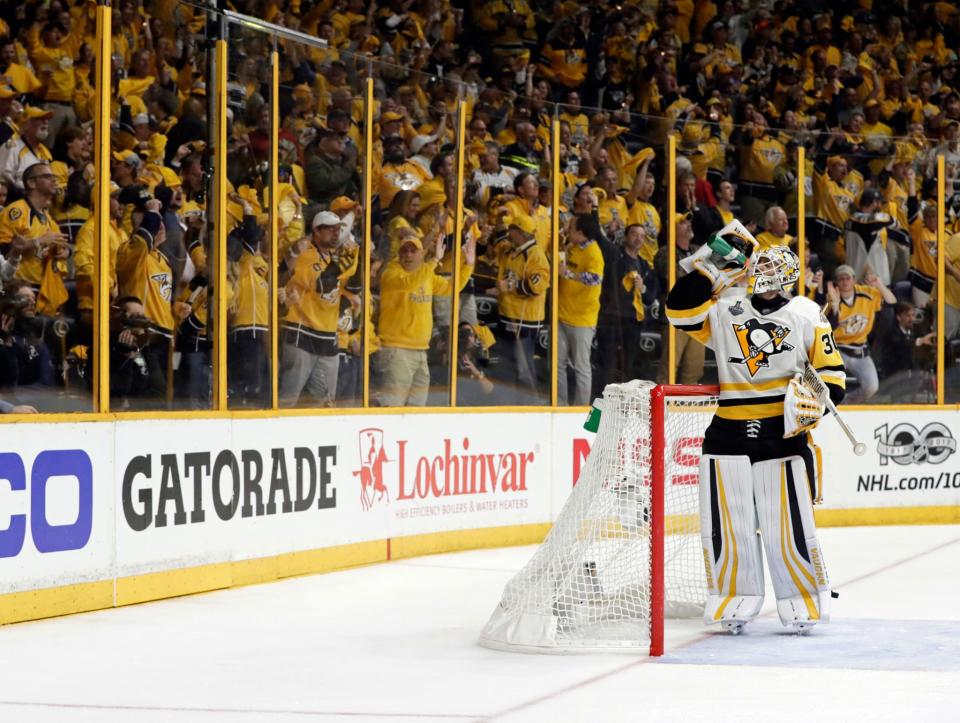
[
  {"x1": 0, "y1": 107, "x2": 53, "y2": 190},
  {"x1": 875, "y1": 300, "x2": 935, "y2": 402},
  {"x1": 456, "y1": 321, "x2": 496, "y2": 406}
]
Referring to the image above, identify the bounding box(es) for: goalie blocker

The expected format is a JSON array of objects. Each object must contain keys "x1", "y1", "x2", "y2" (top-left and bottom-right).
[{"x1": 667, "y1": 237, "x2": 846, "y2": 633}]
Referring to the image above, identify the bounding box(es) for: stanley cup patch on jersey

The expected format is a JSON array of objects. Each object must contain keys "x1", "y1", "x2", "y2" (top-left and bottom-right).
[{"x1": 728, "y1": 318, "x2": 794, "y2": 376}]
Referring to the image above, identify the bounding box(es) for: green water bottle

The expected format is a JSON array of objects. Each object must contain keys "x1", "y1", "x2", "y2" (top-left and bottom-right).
[{"x1": 583, "y1": 399, "x2": 602, "y2": 432}]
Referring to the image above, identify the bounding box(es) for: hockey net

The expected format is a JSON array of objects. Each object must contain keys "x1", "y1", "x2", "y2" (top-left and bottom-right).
[{"x1": 479, "y1": 381, "x2": 718, "y2": 655}]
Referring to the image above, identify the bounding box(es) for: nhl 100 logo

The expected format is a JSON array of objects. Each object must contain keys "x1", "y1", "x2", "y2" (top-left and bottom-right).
[{"x1": 874, "y1": 423, "x2": 957, "y2": 466}]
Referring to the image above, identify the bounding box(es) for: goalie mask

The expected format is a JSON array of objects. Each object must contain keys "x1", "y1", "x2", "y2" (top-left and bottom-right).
[{"x1": 747, "y1": 246, "x2": 800, "y2": 295}]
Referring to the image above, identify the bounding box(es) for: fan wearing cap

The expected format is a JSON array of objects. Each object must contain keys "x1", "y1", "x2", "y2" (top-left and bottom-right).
[
  {"x1": 0, "y1": 106, "x2": 53, "y2": 190},
  {"x1": 408, "y1": 134, "x2": 441, "y2": 181},
  {"x1": 376, "y1": 228, "x2": 476, "y2": 406},
  {"x1": 74, "y1": 181, "x2": 127, "y2": 318},
  {"x1": 279, "y1": 210, "x2": 358, "y2": 407},
  {"x1": 0, "y1": 162, "x2": 68, "y2": 296},
  {"x1": 825, "y1": 264, "x2": 893, "y2": 402},
  {"x1": 491, "y1": 213, "x2": 550, "y2": 401}
]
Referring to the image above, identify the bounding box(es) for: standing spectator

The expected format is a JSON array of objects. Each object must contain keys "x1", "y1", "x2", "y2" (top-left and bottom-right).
[
  {"x1": 737, "y1": 112, "x2": 786, "y2": 226},
  {"x1": 279, "y1": 211, "x2": 358, "y2": 407},
  {"x1": 31, "y1": 21, "x2": 80, "y2": 145},
  {"x1": 491, "y1": 214, "x2": 549, "y2": 403},
  {"x1": 906, "y1": 171, "x2": 938, "y2": 309},
  {"x1": 875, "y1": 301, "x2": 935, "y2": 401},
  {"x1": 656, "y1": 213, "x2": 705, "y2": 385},
  {"x1": 826, "y1": 265, "x2": 895, "y2": 403},
  {"x1": 557, "y1": 214, "x2": 603, "y2": 406},
  {"x1": 115, "y1": 198, "x2": 175, "y2": 407},
  {"x1": 376, "y1": 230, "x2": 475, "y2": 406},
  {"x1": 844, "y1": 187, "x2": 895, "y2": 286},
  {"x1": 596, "y1": 223, "x2": 658, "y2": 391},
  {"x1": 305, "y1": 128, "x2": 359, "y2": 207}
]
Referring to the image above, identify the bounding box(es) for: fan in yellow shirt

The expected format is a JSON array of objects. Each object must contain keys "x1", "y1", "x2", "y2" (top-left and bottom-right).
[
  {"x1": 557, "y1": 215, "x2": 604, "y2": 405},
  {"x1": 376, "y1": 231, "x2": 475, "y2": 406}
]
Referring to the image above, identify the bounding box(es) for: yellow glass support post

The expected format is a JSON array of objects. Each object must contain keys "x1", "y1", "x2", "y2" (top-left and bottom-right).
[
  {"x1": 938, "y1": 154, "x2": 946, "y2": 405},
  {"x1": 93, "y1": 1, "x2": 112, "y2": 413},
  {"x1": 362, "y1": 77, "x2": 374, "y2": 408},
  {"x1": 797, "y1": 145, "x2": 806, "y2": 294},
  {"x1": 213, "y1": 38, "x2": 229, "y2": 410},
  {"x1": 668, "y1": 134, "x2": 677, "y2": 385},
  {"x1": 551, "y1": 118, "x2": 561, "y2": 407},
  {"x1": 450, "y1": 99, "x2": 467, "y2": 406},
  {"x1": 270, "y1": 47, "x2": 280, "y2": 410}
]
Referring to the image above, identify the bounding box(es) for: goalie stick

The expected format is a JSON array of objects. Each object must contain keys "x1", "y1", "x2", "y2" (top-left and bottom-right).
[{"x1": 802, "y1": 361, "x2": 867, "y2": 456}]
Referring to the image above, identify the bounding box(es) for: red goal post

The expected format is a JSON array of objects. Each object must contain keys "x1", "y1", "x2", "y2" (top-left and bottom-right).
[
  {"x1": 649, "y1": 384, "x2": 719, "y2": 656},
  {"x1": 479, "y1": 381, "x2": 719, "y2": 657}
]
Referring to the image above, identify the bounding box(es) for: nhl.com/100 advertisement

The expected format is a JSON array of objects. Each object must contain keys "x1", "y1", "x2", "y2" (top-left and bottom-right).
[{"x1": 811, "y1": 411, "x2": 960, "y2": 507}]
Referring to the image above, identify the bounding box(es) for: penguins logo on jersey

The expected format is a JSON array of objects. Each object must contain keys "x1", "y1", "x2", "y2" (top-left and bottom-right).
[{"x1": 728, "y1": 318, "x2": 794, "y2": 376}]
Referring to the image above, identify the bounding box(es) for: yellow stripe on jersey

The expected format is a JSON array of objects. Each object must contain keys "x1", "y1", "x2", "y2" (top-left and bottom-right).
[
  {"x1": 716, "y1": 400, "x2": 784, "y2": 420},
  {"x1": 666, "y1": 295, "x2": 714, "y2": 323},
  {"x1": 819, "y1": 370, "x2": 845, "y2": 387},
  {"x1": 780, "y1": 464, "x2": 819, "y2": 620}
]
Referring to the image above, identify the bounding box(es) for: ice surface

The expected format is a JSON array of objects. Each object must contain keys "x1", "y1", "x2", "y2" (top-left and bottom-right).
[{"x1": 0, "y1": 525, "x2": 958, "y2": 722}]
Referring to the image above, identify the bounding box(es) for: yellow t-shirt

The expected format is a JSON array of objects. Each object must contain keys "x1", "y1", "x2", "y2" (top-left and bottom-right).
[
  {"x1": 558, "y1": 240, "x2": 604, "y2": 328},
  {"x1": 378, "y1": 257, "x2": 473, "y2": 350}
]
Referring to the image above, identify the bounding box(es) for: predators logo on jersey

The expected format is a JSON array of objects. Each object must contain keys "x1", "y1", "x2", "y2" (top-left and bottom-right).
[{"x1": 729, "y1": 318, "x2": 794, "y2": 376}]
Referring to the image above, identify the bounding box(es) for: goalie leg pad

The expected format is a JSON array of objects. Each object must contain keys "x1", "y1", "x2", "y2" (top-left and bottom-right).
[
  {"x1": 753, "y1": 456, "x2": 831, "y2": 627},
  {"x1": 699, "y1": 454, "x2": 765, "y2": 626}
]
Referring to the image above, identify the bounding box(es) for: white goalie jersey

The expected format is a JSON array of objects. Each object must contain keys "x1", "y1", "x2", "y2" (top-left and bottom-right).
[{"x1": 666, "y1": 285, "x2": 846, "y2": 422}]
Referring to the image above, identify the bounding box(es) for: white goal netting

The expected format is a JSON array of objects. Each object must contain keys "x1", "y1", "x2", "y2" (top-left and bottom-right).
[{"x1": 479, "y1": 381, "x2": 717, "y2": 654}]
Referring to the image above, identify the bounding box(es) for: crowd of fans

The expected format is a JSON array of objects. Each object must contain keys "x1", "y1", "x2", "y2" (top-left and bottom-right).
[{"x1": 2, "y1": 0, "x2": 960, "y2": 413}]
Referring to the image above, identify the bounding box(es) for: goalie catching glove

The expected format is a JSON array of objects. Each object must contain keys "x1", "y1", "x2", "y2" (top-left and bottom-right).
[{"x1": 784, "y1": 373, "x2": 825, "y2": 438}]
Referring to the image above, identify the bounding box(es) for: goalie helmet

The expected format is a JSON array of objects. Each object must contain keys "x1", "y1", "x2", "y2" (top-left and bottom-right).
[{"x1": 746, "y1": 246, "x2": 800, "y2": 295}]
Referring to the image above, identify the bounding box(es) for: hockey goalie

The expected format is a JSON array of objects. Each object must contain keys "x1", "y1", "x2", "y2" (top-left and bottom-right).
[{"x1": 666, "y1": 220, "x2": 846, "y2": 634}]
